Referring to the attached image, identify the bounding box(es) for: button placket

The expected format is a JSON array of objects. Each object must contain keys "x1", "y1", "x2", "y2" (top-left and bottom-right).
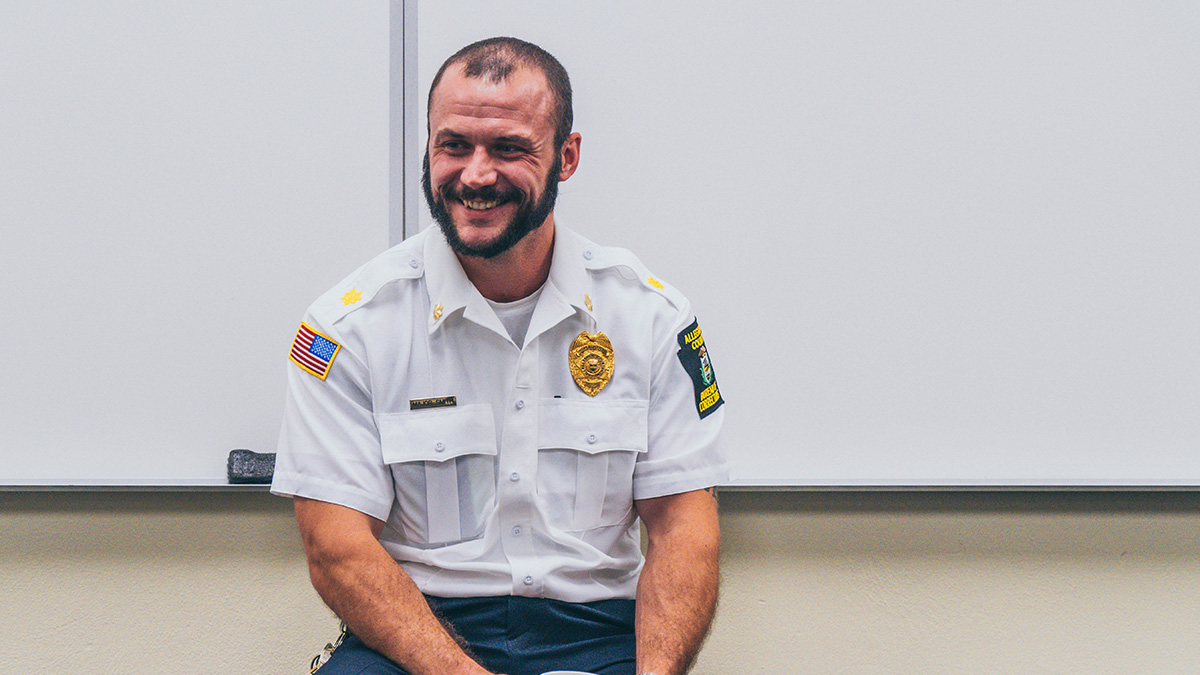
[{"x1": 496, "y1": 342, "x2": 540, "y2": 594}]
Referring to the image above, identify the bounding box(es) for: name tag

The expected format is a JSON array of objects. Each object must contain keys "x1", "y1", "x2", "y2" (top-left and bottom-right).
[{"x1": 409, "y1": 396, "x2": 457, "y2": 411}]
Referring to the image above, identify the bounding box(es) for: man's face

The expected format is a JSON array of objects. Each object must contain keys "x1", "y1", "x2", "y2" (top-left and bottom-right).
[{"x1": 423, "y1": 65, "x2": 565, "y2": 259}]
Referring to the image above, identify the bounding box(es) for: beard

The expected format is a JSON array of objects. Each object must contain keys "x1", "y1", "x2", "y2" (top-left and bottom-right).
[{"x1": 422, "y1": 153, "x2": 561, "y2": 259}]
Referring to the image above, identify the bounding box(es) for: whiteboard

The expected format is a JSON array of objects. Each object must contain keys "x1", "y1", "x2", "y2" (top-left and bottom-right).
[
  {"x1": 414, "y1": 0, "x2": 1200, "y2": 486},
  {"x1": 0, "y1": 1, "x2": 391, "y2": 485},
  {"x1": 2, "y1": 0, "x2": 1196, "y2": 488}
]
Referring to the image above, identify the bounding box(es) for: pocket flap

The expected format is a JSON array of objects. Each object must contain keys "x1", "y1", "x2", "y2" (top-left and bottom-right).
[
  {"x1": 376, "y1": 404, "x2": 497, "y2": 463},
  {"x1": 538, "y1": 399, "x2": 648, "y2": 454}
]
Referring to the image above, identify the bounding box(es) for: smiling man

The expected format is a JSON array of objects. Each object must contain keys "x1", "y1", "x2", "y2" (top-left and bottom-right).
[
  {"x1": 422, "y1": 54, "x2": 569, "y2": 267},
  {"x1": 272, "y1": 38, "x2": 729, "y2": 675}
]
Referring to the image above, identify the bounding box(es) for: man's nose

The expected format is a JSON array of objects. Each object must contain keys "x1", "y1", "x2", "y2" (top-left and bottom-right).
[{"x1": 460, "y1": 148, "x2": 497, "y2": 188}]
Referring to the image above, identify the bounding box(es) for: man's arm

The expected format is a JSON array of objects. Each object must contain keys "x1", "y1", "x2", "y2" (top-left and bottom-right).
[
  {"x1": 633, "y1": 488, "x2": 721, "y2": 675},
  {"x1": 293, "y1": 496, "x2": 496, "y2": 675}
]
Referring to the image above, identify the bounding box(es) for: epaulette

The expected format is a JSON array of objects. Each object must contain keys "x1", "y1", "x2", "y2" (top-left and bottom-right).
[
  {"x1": 579, "y1": 239, "x2": 687, "y2": 311},
  {"x1": 310, "y1": 236, "x2": 426, "y2": 320}
]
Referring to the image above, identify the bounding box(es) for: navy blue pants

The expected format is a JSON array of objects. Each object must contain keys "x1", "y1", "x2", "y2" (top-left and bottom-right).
[{"x1": 317, "y1": 595, "x2": 636, "y2": 675}]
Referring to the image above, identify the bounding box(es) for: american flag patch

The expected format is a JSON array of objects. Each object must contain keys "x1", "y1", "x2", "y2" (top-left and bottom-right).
[{"x1": 289, "y1": 323, "x2": 340, "y2": 380}]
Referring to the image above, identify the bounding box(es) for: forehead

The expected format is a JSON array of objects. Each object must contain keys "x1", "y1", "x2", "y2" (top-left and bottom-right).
[{"x1": 428, "y1": 64, "x2": 556, "y2": 138}]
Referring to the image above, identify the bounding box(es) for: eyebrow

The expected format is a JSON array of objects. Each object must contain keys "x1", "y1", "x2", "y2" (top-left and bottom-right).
[
  {"x1": 432, "y1": 130, "x2": 467, "y2": 143},
  {"x1": 432, "y1": 130, "x2": 534, "y2": 147},
  {"x1": 494, "y1": 135, "x2": 534, "y2": 148}
]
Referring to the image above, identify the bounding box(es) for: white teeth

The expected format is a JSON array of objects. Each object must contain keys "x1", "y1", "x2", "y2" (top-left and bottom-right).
[{"x1": 462, "y1": 199, "x2": 500, "y2": 211}]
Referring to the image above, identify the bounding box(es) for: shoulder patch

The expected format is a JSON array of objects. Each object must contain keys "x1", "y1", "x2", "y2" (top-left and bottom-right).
[
  {"x1": 289, "y1": 322, "x2": 340, "y2": 380},
  {"x1": 676, "y1": 318, "x2": 724, "y2": 419}
]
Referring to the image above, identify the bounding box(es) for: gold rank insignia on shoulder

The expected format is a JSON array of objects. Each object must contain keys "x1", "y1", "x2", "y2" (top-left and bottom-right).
[
  {"x1": 569, "y1": 331, "x2": 614, "y2": 396},
  {"x1": 341, "y1": 288, "x2": 362, "y2": 306}
]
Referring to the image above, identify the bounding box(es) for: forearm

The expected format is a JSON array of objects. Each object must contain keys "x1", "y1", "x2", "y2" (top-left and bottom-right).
[
  {"x1": 634, "y1": 491, "x2": 721, "y2": 675},
  {"x1": 309, "y1": 544, "x2": 488, "y2": 675},
  {"x1": 295, "y1": 498, "x2": 492, "y2": 675}
]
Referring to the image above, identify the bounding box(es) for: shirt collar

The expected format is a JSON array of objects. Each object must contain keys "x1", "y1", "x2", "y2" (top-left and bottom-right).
[
  {"x1": 423, "y1": 226, "x2": 504, "y2": 336},
  {"x1": 422, "y1": 224, "x2": 596, "y2": 337},
  {"x1": 527, "y1": 225, "x2": 596, "y2": 340}
]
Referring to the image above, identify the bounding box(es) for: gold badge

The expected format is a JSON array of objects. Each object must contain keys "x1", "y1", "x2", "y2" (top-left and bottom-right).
[{"x1": 569, "y1": 331, "x2": 614, "y2": 397}]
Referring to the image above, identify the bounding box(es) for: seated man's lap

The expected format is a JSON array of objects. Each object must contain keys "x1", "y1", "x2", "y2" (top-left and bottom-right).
[{"x1": 316, "y1": 596, "x2": 635, "y2": 675}]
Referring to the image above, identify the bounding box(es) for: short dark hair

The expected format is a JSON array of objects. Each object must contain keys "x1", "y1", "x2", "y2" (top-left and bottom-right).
[{"x1": 428, "y1": 37, "x2": 574, "y2": 150}]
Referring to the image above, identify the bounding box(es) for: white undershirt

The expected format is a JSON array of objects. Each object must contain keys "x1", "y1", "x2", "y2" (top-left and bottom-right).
[{"x1": 485, "y1": 285, "x2": 544, "y2": 348}]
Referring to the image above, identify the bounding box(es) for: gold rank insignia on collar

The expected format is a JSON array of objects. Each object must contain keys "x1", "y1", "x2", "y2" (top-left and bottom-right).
[
  {"x1": 584, "y1": 294, "x2": 593, "y2": 311},
  {"x1": 569, "y1": 331, "x2": 614, "y2": 396},
  {"x1": 432, "y1": 303, "x2": 443, "y2": 320}
]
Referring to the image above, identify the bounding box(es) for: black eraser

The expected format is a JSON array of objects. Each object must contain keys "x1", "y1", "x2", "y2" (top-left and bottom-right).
[{"x1": 227, "y1": 449, "x2": 276, "y2": 484}]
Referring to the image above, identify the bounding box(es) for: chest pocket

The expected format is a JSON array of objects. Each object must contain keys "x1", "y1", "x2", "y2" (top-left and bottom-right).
[
  {"x1": 537, "y1": 399, "x2": 649, "y2": 531},
  {"x1": 377, "y1": 405, "x2": 497, "y2": 548}
]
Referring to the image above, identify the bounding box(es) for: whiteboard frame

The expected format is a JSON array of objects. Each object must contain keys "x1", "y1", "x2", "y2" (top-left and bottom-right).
[{"x1": 392, "y1": 0, "x2": 421, "y2": 245}]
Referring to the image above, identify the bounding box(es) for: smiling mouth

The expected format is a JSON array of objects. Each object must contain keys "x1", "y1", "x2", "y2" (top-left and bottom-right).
[{"x1": 461, "y1": 198, "x2": 502, "y2": 211}]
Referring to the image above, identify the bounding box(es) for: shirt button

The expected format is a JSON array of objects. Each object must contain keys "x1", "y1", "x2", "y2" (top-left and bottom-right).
[
  {"x1": 524, "y1": 576, "x2": 534, "y2": 586},
  {"x1": 582, "y1": 250, "x2": 593, "y2": 260},
  {"x1": 510, "y1": 472, "x2": 520, "y2": 482},
  {"x1": 587, "y1": 434, "x2": 597, "y2": 444},
  {"x1": 512, "y1": 526, "x2": 522, "y2": 536},
  {"x1": 434, "y1": 442, "x2": 445, "y2": 452},
  {"x1": 409, "y1": 259, "x2": 419, "y2": 269},
  {"x1": 515, "y1": 400, "x2": 525, "y2": 410}
]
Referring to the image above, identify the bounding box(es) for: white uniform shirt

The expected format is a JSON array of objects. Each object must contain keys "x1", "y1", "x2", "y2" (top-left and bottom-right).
[{"x1": 272, "y1": 225, "x2": 730, "y2": 603}]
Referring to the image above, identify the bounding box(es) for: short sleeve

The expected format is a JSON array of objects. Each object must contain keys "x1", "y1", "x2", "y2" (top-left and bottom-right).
[
  {"x1": 633, "y1": 302, "x2": 731, "y2": 500},
  {"x1": 271, "y1": 316, "x2": 394, "y2": 521}
]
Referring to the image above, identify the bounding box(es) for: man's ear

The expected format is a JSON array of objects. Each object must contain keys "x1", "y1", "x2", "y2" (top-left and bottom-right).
[{"x1": 558, "y1": 132, "x2": 582, "y2": 181}]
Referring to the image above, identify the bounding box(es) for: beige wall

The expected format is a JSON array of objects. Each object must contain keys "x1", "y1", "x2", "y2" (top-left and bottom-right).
[{"x1": 3, "y1": 490, "x2": 1199, "y2": 673}]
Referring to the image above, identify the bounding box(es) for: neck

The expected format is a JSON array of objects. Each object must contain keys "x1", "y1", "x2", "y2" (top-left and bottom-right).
[{"x1": 457, "y1": 217, "x2": 556, "y2": 302}]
